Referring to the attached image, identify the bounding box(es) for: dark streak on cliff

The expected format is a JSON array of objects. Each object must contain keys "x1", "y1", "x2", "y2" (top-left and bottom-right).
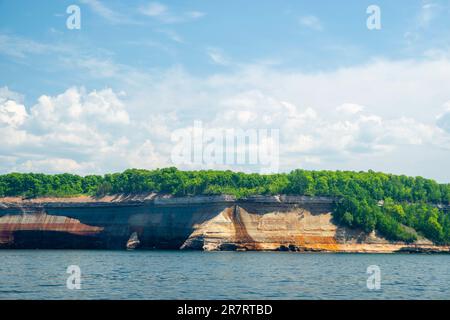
[{"x1": 0, "y1": 195, "x2": 448, "y2": 253}]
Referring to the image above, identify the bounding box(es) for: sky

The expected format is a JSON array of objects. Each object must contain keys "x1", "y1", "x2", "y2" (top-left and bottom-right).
[{"x1": 0, "y1": 0, "x2": 450, "y2": 181}]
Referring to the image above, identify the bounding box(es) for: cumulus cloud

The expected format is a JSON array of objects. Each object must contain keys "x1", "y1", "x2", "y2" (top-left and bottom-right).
[
  {"x1": 0, "y1": 89, "x2": 30, "y2": 155},
  {"x1": 0, "y1": 87, "x2": 163, "y2": 174},
  {"x1": 0, "y1": 99, "x2": 27, "y2": 127},
  {"x1": 30, "y1": 87, "x2": 129, "y2": 130},
  {"x1": 1, "y1": 55, "x2": 450, "y2": 179},
  {"x1": 206, "y1": 90, "x2": 446, "y2": 158},
  {"x1": 0, "y1": 87, "x2": 23, "y2": 103}
]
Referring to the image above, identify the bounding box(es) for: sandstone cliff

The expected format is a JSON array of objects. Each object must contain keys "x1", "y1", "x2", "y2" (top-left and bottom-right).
[{"x1": 0, "y1": 195, "x2": 448, "y2": 253}]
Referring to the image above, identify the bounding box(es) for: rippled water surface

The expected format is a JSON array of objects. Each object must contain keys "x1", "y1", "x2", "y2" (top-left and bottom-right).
[{"x1": 0, "y1": 250, "x2": 449, "y2": 299}]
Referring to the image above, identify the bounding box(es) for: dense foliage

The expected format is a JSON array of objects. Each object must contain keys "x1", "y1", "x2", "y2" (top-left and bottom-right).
[{"x1": 0, "y1": 168, "x2": 449, "y2": 244}]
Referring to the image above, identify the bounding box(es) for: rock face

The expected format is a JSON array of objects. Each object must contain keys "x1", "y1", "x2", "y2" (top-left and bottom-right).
[
  {"x1": 126, "y1": 232, "x2": 140, "y2": 250},
  {"x1": 0, "y1": 195, "x2": 448, "y2": 253}
]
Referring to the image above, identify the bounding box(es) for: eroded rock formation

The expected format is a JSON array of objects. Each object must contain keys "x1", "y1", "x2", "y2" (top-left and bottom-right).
[{"x1": 0, "y1": 195, "x2": 448, "y2": 253}]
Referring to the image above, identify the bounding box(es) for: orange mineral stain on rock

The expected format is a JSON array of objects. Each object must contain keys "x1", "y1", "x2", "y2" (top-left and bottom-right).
[
  {"x1": 1, "y1": 195, "x2": 449, "y2": 252},
  {"x1": 181, "y1": 205, "x2": 450, "y2": 253},
  {"x1": 182, "y1": 206, "x2": 340, "y2": 251},
  {"x1": 0, "y1": 213, "x2": 104, "y2": 244}
]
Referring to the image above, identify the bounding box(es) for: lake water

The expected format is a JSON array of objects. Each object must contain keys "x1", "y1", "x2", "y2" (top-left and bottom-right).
[{"x1": 0, "y1": 250, "x2": 449, "y2": 300}]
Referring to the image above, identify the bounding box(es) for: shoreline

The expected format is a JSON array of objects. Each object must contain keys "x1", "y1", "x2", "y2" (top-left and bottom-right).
[{"x1": 1, "y1": 195, "x2": 449, "y2": 253}]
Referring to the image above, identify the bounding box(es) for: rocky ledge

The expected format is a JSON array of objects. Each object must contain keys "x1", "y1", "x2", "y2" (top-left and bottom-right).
[{"x1": 0, "y1": 195, "x2": 448, "y2": 253}]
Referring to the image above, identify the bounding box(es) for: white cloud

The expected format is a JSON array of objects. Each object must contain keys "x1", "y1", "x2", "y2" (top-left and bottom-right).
[
  {"x1": 157, "y1": 29, "x2": 184, "y2": 43},
  {"x1": 206, "y1": 47, "x2": 230, "y2": 66},
  {"x1": 140, "y1": 2, "x2": 167, "y2": 17},
  {"x1": 0, "y1": 87, "x2": 23, "y2": 103},
  {"x1": 127, "y1": 140, "x2": 167, "y2": 168},
  {"x1": 0, "y1": 87, "x2": 145, "y2": 174},
  {"x1": 436, "y1": 101, "x2": 450, "y2": 133},
  {"x1": 418, "y1": 1, "x2": 440, "y2": 27},
  {"x1": 186, "y1": 11, "x2": 206, "y2": 19},
  {"x1": 403, "y1": 2, "x2": 445, "y2": 48},
  {"x1": 77, "y1": 0, "x2": 204, "y2": 25},
  {"x1": 336, "y1": 103, "x2": 365, "y2": 115},
  {"x1": 80, "y1": 0, "x2": 131, "y2": 24},
  {"x1": 30, "y1": 87, "x2": 130, "y2": 128},
  {"x1": 139, "y1": 2, "x2": 205, "y2": 23},
  {"x1": 299, "y1": 15, "x2": 322, "y2": 30},
  {"x1": 2, "y1": 55, "x2": 450, "y2": 179},
  {"x1": 123, "y1": 58, "x2": 450, "y2": 179},
  {"x1": 170, "y1": 87, "x2": 449, "y2": 173},
  {"x1": 0, "y1": 33, "x2": 69, "y2": 59},
  {"x1": 0, "y1": 100, "x2": 28, "y2": 127},
  {"x1": 21, "y1": 158, "x2": 85, "y2": 173}
]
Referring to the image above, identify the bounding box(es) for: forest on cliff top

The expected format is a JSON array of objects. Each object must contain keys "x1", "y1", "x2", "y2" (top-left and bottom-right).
[{"x1": 0, "y1": 168, "x2": 449, "y2": 245}]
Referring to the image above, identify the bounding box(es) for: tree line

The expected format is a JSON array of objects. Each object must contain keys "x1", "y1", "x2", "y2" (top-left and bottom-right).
[{"x1": 0, "y1": 168, "x2": 449, "y2": 244}]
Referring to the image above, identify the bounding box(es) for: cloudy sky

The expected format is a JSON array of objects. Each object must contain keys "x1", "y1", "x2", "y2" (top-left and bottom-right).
[{"x1": 1, "y1": 0, "x2": 450, "y2": 181}]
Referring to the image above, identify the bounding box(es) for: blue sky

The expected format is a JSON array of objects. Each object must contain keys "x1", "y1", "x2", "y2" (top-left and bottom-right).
[
  {"x1": 2, "y1": 0, "x2": 449, "y2": 101},
  {"x1": 1, "y1": 0, "x2": 450, "y2": 181}
]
